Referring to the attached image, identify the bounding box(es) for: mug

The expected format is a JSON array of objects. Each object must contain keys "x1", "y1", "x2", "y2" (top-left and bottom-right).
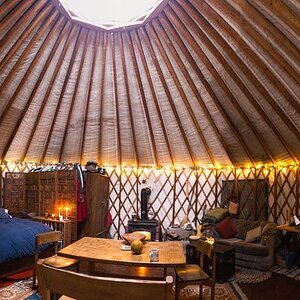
[{"x1": 149, "y1": 248, "x2": 159, "y2": 262}]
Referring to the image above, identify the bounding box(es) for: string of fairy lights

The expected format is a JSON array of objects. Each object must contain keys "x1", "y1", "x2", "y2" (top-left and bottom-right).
[{"x1": 0, "y1": 160, "x2": 299, "y2": 175}]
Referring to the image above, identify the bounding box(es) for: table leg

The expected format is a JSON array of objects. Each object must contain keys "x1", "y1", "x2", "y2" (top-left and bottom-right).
[{"x1": 88, "y1": 262, "x2": 95, "y2": 274}]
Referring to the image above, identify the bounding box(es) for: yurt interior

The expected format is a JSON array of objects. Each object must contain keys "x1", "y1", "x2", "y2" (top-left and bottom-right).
[{"x1": 0, "y1": 0, "x2": 300, "y2": 299}]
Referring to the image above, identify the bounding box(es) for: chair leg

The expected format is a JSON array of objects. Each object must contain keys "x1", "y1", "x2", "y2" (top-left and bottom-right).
[
  {"x1": 210, "y1": 284, "x2": 215, "y2": 300},
  {"x1": 76, "y1": 261, "x2": 80, "y2": 273},
  {"x1": 32, "y1": 268, "x2": 37, "y2": 290},
  {"x1": 199, "y1": 284, "x2": 203, "y2": 300},
  {"x1": 175, "y1": 280, "x2": 180, "y2": 300}
]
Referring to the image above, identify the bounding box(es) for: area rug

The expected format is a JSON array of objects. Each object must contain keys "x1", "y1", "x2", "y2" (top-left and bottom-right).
[
  {"x1": 230, "y1": 266, "x2": 272, "y2": 283},
  {"x1": 271, "y1": 265, "x2": 300, "y2": 280},
  {"x1": 179, "y1": 282, "x2": 248, "y2": 299},
  {"x1": 1, "y1": 277, "x2": 247, "y2": 300},
  {"x1": 0, "y1": 278, "x2": 34, "y2": 300}
]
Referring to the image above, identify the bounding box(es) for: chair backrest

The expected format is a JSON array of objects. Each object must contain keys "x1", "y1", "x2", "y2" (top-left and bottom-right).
[
  {"x1": 196, "y1": 240, "x2": 216, "y2": 280},
  {"x1": 35, "y1": 231, "x2": 61, "y2": 258},
  {"x1": 37, "y1": 260, "x2": 173, "y2": 300}
]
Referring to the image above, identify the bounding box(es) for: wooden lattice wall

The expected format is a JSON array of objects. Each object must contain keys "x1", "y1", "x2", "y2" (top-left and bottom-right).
[
  {"x1": 106, "y1": 165, "x2": 299, "y2": 238},
  {"x1": 1, "y1": 162, "x2": 299, "y2": 239}
]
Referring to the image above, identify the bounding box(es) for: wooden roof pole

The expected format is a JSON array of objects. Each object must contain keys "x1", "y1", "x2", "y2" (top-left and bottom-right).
[
  {"x1": 208, "y1": 0, "x2": 300, "y2": 94},
  {"x1": 137, "y1": 26, "x2": 197, "y2": 168},
  {"x1": 281, "y1": 0, "x2": 300, "y2": 19},
  {"x1": 245, "y1": 0, "x2": 300, "y2": 87},
  {"x1": 151, "y1": 19, "x2": 237, "y2": 166},
  {"x1": 201, "y1": 0, "x2": 300, "y2": 124},
  {"x1": 97, "y1": 32, "x2": 108, "y2": 165},
  {"x1": 20, "y1": 21, "x2": 74, "y2": 162},
  {"x1": 0, "y1": 3, "x2": 55, "y2": 117},
  {"x1": 58, "y1": 29, "x2": 90, "y2": 162},
  {"x1": 111, "y1": 33, "x2": 122, "y2": 167},
  {"x1": 118, "y1": 32, "x2": 138, "y2": 167},
  {"x1": 169, "y1": 2, "x2": 277, "y2": 165},
  {"x1": 0, "y1": 11, "x2": 62, "y2": 160},
  {"x1": 0, "y1": 0, "x2": 26, "y2": 18},
  {"x1": 0, "y1": 0, "x2": 49, "y2": 77},
  {"x1": 78, "y1": 31, "x2": 99, "y2": 165},
  {"x1": 163, "y1": 7, "x2": 256, "y2": 166},
  {"x1": 127, "y1": 30, "x2": 160, "y2": 168},
  {"x1": 129, "y1": 30, "x2": 175, "y2": 166},
  {"x1": 40, "y1": 26, "x2": 82, "y2": 162},
  {"x1": 145, "y1": 22, "x2": 217, "y2": 167},
  {"x1": 183, "y1": 0, "x2": 299, "y2": 164},
  {"x1": 0, "y1": 0, "x2": 39, "y2": 43}
]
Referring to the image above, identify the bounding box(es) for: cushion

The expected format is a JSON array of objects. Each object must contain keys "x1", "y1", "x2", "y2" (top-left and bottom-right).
[
  {"x1": 233, "y1": 219, "x2": 248, "y2": 239},
  {"x1": 245, "y1": 226, "x2": 261, "y2": 242},
  {"x1": 215, "y1": 218, "x2": 237, "y2": 239},
  {"x1": 122, "y1": 232, "x2": 146, "y2": 244},
  {"x1": 228, "y1": 201, "x2": 238, "y2": 214},
  {"x1": 0, "y1": 208, "x2": 11, "y2": 219}
]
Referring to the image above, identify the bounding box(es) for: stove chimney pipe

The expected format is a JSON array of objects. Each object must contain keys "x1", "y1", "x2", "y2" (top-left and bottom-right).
[{"x1": 141, "y1": 187, "x2": 151, "y2": 220}]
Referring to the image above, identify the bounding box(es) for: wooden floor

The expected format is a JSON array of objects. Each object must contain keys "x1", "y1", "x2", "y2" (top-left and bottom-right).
[{"x1": 239, "y1": 272, "x2": 300, "y2": 300}]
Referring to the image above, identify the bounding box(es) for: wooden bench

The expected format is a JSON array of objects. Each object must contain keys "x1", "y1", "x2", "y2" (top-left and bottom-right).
[{"x1": 36, "y1": 260, "x2": 173, "y2": 300}]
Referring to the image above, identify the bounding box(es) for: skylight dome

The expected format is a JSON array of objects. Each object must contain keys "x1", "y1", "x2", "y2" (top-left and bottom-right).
[{"x1": 59, "y1": 0, "x2": 164, "y2": 29}]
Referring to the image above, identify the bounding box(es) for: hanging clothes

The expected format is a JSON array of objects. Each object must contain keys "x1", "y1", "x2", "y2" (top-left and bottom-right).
[{"x1": 75, "y1": 164, "x2": 87, "y2": 222}]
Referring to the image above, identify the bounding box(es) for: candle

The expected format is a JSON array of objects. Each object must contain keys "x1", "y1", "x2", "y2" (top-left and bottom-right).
[
  {"x1": 58, "y1": 207, "x2": 61, "y2": 217},
  {"x1": 65, "y1": 206, "x2": 69, "y2": 220},
  {"x1": 51, "y1": 213, "x2": 55, "y2": 219}
]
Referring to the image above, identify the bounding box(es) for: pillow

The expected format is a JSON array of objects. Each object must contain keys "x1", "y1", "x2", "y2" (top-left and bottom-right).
[
  {"x1": 245, "y1": 226, "x2": 261, "y2": 242},
  {"x1": 0, "y1": 208, "x2": 11, "y2": 219},
  {"x1": 233, "y1": 219, "x2": 248, "y2": 239},
  {"x1": 215, "y1": 218, "x2": 237, "y2": 239},
  {"x1": 228, "y1": 201, "x2": 238, "y2": 215}
]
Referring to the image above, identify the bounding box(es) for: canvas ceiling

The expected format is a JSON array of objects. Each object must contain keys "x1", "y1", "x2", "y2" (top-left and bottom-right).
[{"x1": 0, "y1": 0, "x2": 299, "y2": 169}]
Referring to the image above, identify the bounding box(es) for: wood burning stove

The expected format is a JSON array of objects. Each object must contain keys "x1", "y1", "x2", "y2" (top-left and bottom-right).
[
  {"x1": 127, "y1": 187, "x2": 161, "y2": 241},
  {"x1": 128, "y1": 219, "x2": 161, "y2": 241}
]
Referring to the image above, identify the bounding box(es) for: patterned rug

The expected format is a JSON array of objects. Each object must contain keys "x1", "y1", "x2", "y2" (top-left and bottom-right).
[
  {"x1": 271, "y1": 265, "x2": 300, "y2": 280},
  {"x1": 179, "y1": 282, "x2": 248, "y2": 299},
  {"x1": 0, "y1": 278, "x2": 34, "y2": 300},
  {"x1": 229, "y1": 267, "x2": 272, "y2": 283},
  {"x1": 0, "y1": 277, "x2": 247, "y2": 300}
]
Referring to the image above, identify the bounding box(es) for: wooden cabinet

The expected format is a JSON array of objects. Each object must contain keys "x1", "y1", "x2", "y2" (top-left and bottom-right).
[
  {"x1": 85, "y1": 173, "x2": 109, "y2": 237},
  {"x1": 4, "y1": 170, "x2": 110, "y2": 241}
]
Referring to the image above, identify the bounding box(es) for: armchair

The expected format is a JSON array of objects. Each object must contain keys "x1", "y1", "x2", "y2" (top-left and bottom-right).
[{"x1": 212, "y1": 219, "x2": 276, "y2": 271}]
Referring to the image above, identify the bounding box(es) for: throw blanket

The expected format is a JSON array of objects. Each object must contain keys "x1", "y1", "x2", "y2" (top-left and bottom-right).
[{"x1": 203, "y1": 207, "x2": 229, "y2": 224}]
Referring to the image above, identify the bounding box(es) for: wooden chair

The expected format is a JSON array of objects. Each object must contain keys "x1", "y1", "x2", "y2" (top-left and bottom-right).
[
  {"x1": 32, "y1": 231, "x2": 79, "y2": 289},
  {"x1": 175, "y1": 240, "x2": 216, "y2": 300},
  {"x1": 36, "y1": 260, "x2": 174, "y2": 300}
]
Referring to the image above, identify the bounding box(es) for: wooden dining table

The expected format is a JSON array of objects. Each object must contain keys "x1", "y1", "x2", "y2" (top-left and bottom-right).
[{"x1": 58, "y1": 237, "x2": 185, "y2": 278}]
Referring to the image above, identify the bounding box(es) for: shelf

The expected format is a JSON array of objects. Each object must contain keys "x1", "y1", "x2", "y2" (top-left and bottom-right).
[{"x1": 32, "y1": 216, "x2": 72, "y2": 247}]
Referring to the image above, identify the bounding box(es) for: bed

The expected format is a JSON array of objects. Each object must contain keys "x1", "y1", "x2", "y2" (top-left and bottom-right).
[{"x1": 0, "y1": 209, "x2": 52, "y2": 278}]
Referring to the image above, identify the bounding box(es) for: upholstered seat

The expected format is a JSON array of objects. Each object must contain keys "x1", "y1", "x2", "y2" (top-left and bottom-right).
[{"x1": 215, "y1": 220, "x2": 276, "y2": 270}]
